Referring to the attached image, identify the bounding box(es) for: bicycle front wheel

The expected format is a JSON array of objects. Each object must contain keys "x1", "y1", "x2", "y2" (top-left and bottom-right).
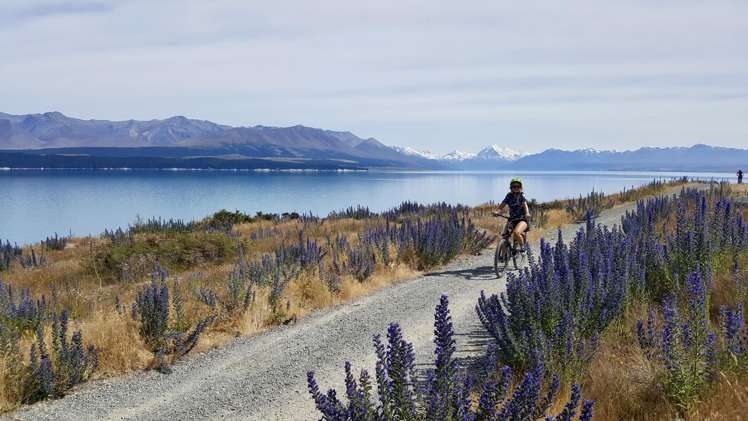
[
  {"x1": 494, "y1": 241, "x2": 510, "y2": 277},
  {"x1": 511, "y1": 247, "x2": 527, "y2": 270}
]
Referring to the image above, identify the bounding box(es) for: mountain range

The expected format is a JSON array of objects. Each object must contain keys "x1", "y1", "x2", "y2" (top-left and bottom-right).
[
  {"x1": 0, "y1": 111, "x2": 745, "y2": 172},
  {"x1": 0, "y1": 111, "x2": 437, "y2": 169}
]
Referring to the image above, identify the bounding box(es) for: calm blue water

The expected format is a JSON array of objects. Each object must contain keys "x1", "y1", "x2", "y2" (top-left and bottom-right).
[{"x1": 0, "y1": 170, "x2": 731, "y2": 245}]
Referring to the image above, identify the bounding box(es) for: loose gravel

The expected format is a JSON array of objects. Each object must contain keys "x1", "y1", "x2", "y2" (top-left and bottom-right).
[{"x1": 7, "y1": 202, "x2": 636, "y2": 421}]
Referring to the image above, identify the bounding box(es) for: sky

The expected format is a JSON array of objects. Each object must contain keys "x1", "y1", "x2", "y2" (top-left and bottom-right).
[{"x1": 1, "y1": 1, "x2": 746, "y2": 154}]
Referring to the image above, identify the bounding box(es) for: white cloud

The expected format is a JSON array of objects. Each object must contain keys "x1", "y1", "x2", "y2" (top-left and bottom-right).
[{"x1": 0, "y1": 0, "x2": 746, "y2": 153}]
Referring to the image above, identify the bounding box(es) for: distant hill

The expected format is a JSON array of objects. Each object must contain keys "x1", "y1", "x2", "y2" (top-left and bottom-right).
[
  {"x1": 0, "y1": 112, "x2": 439, "y2": 169},
  {"x1": 0, "y1": 112, "x2": 745, "y2": 171},
  {"x1": 0, "y1": 112, "x2": 228, "y2": 148},
  {"x1": 509, "y1": 145, "x2": 748, "y2": 172},
  {"x1": 395, "y1": 144, "x2": 747, "y2": 172}
]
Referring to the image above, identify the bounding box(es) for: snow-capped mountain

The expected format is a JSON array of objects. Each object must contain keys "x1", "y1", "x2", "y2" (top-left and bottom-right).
[
  {"x1": 432, "y1": 146, "x2": 523, "y2": 162},
  {"x1": 385, "y1": 144, "x2": 525, "y2": 169},
  {"x1": 475, "y1": 145, "x2": 524, "y2": 161},
  {"x1": 389, "y1": 146, "x2": 440, "y2": 160},
  {"x1": 441, "y1": 150, "x2": 477, "y2": 161}
]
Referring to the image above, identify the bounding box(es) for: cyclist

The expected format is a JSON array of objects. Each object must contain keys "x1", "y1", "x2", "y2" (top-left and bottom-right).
[{"x1": 493, "y1": 178, "x2": 531, "y2": 250}]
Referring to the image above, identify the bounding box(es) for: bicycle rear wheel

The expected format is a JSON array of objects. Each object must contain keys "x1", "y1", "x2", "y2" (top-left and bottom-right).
[{"x1": 494, "y1": 241, "x2": 510, "y2": 277}]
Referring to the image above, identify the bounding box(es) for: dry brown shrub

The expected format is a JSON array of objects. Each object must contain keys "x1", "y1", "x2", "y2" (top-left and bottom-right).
[
  {"x1": 0, "y1": 345, "x2": 25, "y2": 412},
  {"x1": 286, "y1": 272, "x2": 335, "y2": 312},
  {"x1": 77, "y1": 311, "x2": 151, "y2": 376},
  {"x1": 687, "y1": 373, "x2": 748, "y2": 420},
  {"x1": 582, "y1": 308, "x2": 674, "y2": 421},
  {"x1": 339, "y1": 265, "x2": 419, "y2": 302}
]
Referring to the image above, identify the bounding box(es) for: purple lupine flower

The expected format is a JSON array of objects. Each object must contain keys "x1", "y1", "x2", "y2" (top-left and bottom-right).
[
  {"x1": 721, "y1": 304, "x2": 744, "y2": 355},
  {"x1": 497, "y1": 365, "x2": 513, "y2": 402},
  {"x1": 681, "y1": 323, "x2": 693, "y2": 350},
  {"x1": 307, "y1": 371, "x2": 346, "y2": 420},
  {"x1": 685, "y1": 270, "x2": 708, "y2": 330},
  {"x1": 344, "y1": 361, "x2": 373, "y2": 420},
  {"x1": 661, "y1": 296, "x2": 680, "y2": 371},
  {"x1": 373, "y1": 333, "x2": 393, "y2": 418},
  {"x1": 705, "y1": 331, "x2": 718, "y2": 382},
  {"x1": 498, "y1": 370, "x2": 542, "y2": 420},
  {"x1": 476, "y1": 378, "x2": 499, "y2": 419},
  {"x1": 384, "y1": 323, "x2": 417, "y2": 419},
  {"x1": 554, "y1": 384, "x2": 582, "y2": 421},
  {"x1": 454, "y1": 376, "x2": 476, "y2": 421},
  {"x1": 579, "y1": 400, "x2": 595, "y2": 421},
  {"x1": 534, "y1": 374, "x2": 560, "y2": 418},
  {"x1": 427, "y1": 295, "x2": 457, "y2": 420},
  {"x1": 133, "y1": 276, "x2": 170, "y2": 348}
]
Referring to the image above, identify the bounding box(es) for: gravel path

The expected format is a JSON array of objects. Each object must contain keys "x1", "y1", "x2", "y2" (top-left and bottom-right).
[{"x1": 7, "y1": 202, "x2": 635, "y2": 421}]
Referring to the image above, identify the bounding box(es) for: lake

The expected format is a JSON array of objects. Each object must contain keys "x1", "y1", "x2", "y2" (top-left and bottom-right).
[{"x1": 0, "y1": 170, "x2": 731, "y2": 245}]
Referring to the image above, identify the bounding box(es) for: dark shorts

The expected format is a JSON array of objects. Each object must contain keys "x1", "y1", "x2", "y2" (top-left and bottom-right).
[{"x1": 503, "y1": 218, "x2": 530, "y2": 238}]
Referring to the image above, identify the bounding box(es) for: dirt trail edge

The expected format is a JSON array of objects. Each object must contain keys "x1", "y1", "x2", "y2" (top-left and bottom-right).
[{"x1": 8, "y1": 202, "x2": 636, "y2": 421}]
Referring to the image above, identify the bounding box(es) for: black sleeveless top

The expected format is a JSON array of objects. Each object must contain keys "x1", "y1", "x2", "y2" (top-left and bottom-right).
[{"x1": 501, "y1": 192, "x2": 527, "y2": 221}]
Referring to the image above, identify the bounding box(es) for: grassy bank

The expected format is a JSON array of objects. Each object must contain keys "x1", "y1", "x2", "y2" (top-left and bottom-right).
[{"x1": 0, "y1": 178, "x2": 688, "y2": 412}]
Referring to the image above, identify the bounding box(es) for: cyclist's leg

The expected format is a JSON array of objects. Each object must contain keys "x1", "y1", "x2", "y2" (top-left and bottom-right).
[
  {"x1": 502, "y1": 221, "x2": 514, "y2": 240},
  {"x1": 513, "y1": 221, "x2": 528, "y2": 247}
]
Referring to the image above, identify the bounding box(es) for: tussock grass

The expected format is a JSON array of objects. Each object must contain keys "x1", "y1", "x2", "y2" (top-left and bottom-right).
[
  {"x1": 583, "y1": 306, "x2": 675, "y2": 420},
  {"x1": 687, "y1": 374, "x2": 748, "y2": 420},
  {"x1": 77, "y1": 312, "x2": 151, "y2": 376}
]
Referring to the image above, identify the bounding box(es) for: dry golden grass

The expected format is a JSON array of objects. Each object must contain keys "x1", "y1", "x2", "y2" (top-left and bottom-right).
[
  {"x1": 711, "y1": 251, "x2": 747, "y2": 316},
  {"x1": 470, "y1": 214, "x2": 500, "y2": 235},
  {"x1": 687, "y1": 374, "x2": 748, "y2": 420},
  {"x1": 528, "y1": 209, "x2": 570, "y2": 243},
  {"x1": 77, "y1": 312, "x2": 152, "y2": 376},
  {"x1": 0, "y1": 349, "x2": 24, "y2": 412},
  {"x1": 0, "y1": 314, "x2": 150, "y2": 411},
  {"x1": 582, "y1": 307, "x2": 675, "y2": 421},
  {"x1": 730, "y1": 182, "x2": 748, "y2": 195},
  {"x1": 338, "y1": 265, "x2": 419, "y2": 302}
]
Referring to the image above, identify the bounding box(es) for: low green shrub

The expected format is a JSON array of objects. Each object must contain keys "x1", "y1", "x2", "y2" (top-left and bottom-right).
[{"x1": 90, "y1": 231, "x2": 238, "y2": 282}]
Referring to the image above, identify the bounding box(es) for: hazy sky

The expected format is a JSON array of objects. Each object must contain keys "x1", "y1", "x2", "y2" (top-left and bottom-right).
[{"x1": 1, "y1": 1, "x2": 746, "y2": 154}]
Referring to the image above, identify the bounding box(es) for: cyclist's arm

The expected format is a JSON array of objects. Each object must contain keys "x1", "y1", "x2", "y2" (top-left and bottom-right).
[
  {"x1": 523, "y1": 201, "x2": 531, "y2": 219},
  {"x1": 493, "y1": 202, "x2": 507, "y2": 217}
]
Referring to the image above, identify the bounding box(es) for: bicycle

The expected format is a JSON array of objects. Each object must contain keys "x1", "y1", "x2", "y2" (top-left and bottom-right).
[{"x1": 493, "y1": 214, "x2": 528, "y2": 276}]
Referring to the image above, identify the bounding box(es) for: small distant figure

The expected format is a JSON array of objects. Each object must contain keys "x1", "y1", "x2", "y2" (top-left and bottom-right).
[{"x1": 739, "y1": 169, "x2": 744, "y2": 184}]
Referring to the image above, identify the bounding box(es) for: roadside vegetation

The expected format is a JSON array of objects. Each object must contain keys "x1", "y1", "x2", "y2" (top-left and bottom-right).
[
  {"x1": 0, "y1": 177, "x2": 693, "y2": 414},
  {"x1": 306, "y1": 180, "x2": 747, "y2": 421}
]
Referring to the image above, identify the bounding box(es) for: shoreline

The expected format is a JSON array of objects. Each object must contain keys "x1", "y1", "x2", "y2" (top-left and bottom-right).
[{"x1": 0, "y1": 166, "x2": 738, "y2": 175}]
